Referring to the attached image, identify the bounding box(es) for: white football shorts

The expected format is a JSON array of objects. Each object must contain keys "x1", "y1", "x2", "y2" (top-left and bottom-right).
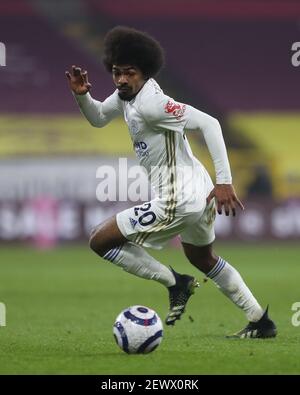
[{"x1": 116, "y1": 178, "x2": 216, "y2": 249}]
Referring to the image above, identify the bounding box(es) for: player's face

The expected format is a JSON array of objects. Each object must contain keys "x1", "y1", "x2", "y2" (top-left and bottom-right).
[{"x1": 112, "y1": 65, "x2": 145, "y2": 100}]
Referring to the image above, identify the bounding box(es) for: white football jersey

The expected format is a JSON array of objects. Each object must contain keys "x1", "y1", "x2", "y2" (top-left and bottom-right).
[{"x1": 75, "y1": 78, "x2": 232, "y2": 212}]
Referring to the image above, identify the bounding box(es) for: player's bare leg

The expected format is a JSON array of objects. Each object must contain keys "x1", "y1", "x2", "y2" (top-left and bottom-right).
[
  {"x1": 181, "y1": 242, "x2": 218, "y2": 274},
  {"x1": 89, "y1": 215, "x2": 177, "y2": 288},
  {"x1": 90, "y1": 216, "x2": 200, "y2": 325},
  {"x1": 89, "y1": 216, "x2": 127, "y2": 257},
  {"x1": 182, "y1": 241, "x2": 277, "y2": 338}
]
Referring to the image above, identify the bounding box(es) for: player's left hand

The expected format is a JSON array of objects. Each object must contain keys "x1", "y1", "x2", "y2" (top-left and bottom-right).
[
  {"x1": 65, "y1": 65, "x2": 92, "y2": 95},
  {"x1": 206, "y1": 184, "x2": 244, "y2": 216}
]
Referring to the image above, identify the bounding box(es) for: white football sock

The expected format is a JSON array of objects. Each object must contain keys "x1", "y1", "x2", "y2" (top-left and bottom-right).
[
  {"x1": 207, "y1": 257, "x2": 264, "y2": 322},
  {"x1": 102, "y1": 242, "x2": 176, "y2": 287}
]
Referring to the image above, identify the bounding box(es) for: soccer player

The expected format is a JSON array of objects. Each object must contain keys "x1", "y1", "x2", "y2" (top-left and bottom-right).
[{"x1": 66, "y1": 26, "x2": 276, "y2": 338}]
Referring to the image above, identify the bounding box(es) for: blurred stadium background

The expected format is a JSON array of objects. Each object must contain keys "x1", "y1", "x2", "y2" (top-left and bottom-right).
[
  {"x1": 0, "y1": 0, "x2": 300, "y2": 374},
  {"x1": 0, "y1": 0, "x2": 299, "y2": 245}
]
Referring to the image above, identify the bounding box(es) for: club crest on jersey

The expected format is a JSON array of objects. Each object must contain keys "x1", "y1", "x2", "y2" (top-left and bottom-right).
[{"x1": 164, "y1": 100, "x2": 186, "y2": 120}]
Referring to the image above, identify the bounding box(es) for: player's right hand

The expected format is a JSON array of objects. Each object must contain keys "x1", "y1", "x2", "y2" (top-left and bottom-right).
[{"x1": 65, "y1": 65, "x2": 92, "y2": 95}]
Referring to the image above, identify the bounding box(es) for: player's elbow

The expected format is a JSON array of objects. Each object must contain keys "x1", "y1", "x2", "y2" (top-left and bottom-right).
[
  {"x1": 208, "y1": 116, "x2": 221, "y2": 130},
  {"x1": 204, "y1": 116, "x2": 223, "y2": 136}
]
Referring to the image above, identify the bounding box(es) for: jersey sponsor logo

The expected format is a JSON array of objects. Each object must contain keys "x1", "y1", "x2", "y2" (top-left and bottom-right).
[
  {"x1": 134, "y1": 141, "x2": 147, "y2": 150},
  {"x1": 133, "y1": 141, "x2": 149, "y2": 158},
  {"x1": 164, "y1": 100, "x2": 186, "y2": 120}
]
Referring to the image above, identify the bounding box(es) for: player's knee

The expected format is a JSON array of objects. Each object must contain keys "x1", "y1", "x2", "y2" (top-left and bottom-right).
[
  {"x1": 200, "y1": 251, "x2": 218, "y2": 271},
  {"x1": 89, "y1": 232, "x2": 104, "y2": 256},
  {"x1": 195, "y1": 259, "x2": 214, "y2": 274},
  {"x1": 89, "y1": 233, "x2": 97, "y2": 252},
  {"x1": 183, "y1": 243, "x2": 218, "y2": 274},
  {"x1": 184, "y1": 246, "x2": 213, "y2": 262}
]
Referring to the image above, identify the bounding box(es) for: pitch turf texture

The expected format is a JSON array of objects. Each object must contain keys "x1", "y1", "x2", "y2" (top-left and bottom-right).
[{"x1": 0, "y1": 243, "x2": 299, "y2": 375}]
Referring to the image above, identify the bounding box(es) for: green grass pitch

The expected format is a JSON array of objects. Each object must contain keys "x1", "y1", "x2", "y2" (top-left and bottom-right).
[{"x1": 0, "y1": 243, "x2": 300, "y2": 374}]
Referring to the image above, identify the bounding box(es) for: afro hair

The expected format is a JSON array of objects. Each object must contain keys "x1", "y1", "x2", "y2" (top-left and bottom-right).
[{"x1": 102, "y1": 26, "x2": 165, "y2": 78}]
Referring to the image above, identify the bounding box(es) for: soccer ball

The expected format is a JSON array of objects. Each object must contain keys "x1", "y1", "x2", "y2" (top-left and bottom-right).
[{"x1": 113, "y1": 305, "x2": 163, "y2": 354}]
